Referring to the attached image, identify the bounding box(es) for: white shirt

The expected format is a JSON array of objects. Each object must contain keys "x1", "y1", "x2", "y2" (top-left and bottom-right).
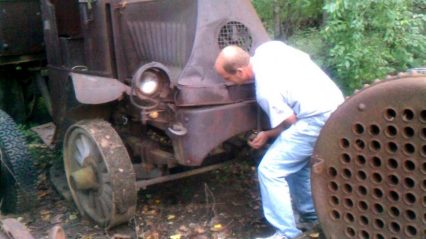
[{"x1": 252, "y1": 41, "x2": 344, "y2": 128}]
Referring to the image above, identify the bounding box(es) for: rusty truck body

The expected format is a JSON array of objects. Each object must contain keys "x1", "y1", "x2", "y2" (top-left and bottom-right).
[{"x1": 38, "y1": 0, "x2": 269, "y2": 227}]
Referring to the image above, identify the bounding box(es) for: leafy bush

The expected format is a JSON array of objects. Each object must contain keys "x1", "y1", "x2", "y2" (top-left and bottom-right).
[
  {"x1": 322, "y1": 0, "x2": 426, "y2": 93},
  {"x1": 252, "y1": 0, "x2": 426, "y2": 95}
]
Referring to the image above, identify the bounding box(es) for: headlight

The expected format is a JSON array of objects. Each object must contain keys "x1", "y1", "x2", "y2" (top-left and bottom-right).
[{"x1": 137, "y1": 71, "x2": 160, "y2": 96}]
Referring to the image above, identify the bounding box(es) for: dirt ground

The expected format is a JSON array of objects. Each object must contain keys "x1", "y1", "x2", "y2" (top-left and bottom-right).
[{"x1": 6, "y1": 141, "x2": 323, "y2": 239}]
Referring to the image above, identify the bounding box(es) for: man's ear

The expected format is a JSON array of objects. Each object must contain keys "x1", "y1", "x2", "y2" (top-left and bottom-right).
[{"x1": 236, "y1": 67, "x2": 245, "y2": 78}]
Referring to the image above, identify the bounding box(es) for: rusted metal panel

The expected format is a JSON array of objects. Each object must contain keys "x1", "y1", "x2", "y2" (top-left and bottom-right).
[
  {"x1": 312, "y1": 72, "x2": 426, "y2": 239},
  {"x1": 116, "y1": 0, "x2": 269, "y2": 106},
  {"x1": 47, "y1": 68, "x2": 114, "y2": 144},
  {"x1": 0, "y1": 0, "x2": 44, "y2": 65},
  {"x1": 71, "y1": 73, "x2": 130, "y2": 104},
  {"x1": 0, "y1": 218, "x2": 35, "y2": 239},
  {"x1": 115, "y1": 0, "x2": 197, "y2": 80},
  {"x1": 169, "y1": 100, "x2": 259, "y2": 166}
]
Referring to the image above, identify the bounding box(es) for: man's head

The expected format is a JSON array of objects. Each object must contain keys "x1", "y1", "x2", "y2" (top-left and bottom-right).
[{"x1": 214, "y1": 45, "x2": 254, "y2": 84}]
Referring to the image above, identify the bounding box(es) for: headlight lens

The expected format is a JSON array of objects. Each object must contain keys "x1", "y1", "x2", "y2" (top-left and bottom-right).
[{"x1": 138, "y1": 71, "x2": 159, "y2": 96}]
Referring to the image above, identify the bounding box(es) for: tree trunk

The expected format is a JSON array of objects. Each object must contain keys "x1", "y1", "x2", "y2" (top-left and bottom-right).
[{"x1": 273, "y1": 0, "x2": 283, "y2": 39}]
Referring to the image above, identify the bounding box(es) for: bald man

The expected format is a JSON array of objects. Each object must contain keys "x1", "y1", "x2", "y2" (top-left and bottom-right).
[{"x1": 215, "y1": 41, "x2": 344, "y2": 239}]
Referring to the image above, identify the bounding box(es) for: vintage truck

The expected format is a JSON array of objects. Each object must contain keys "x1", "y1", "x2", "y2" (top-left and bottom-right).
[
  {"x1": 1, "y1": 0, "x2": 425, "y2": 237},
  {"x1": 38, "y1": 0, "x2": 269, "y2": 227}
]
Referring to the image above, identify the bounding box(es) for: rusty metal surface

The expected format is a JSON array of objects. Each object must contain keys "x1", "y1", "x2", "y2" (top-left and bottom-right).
[
  {"x1": 136, "y1": 161, "x2": 232, "y2": 189},
  {"x1": 312, "y1": 71, "x2": 426, "y2": 239},
  {"x1": 169, "y1": 100, "x2": 259, "y2": 166},
  {"x1": 71, "y1": 73, "x2": 130, "y2": 104},
  {"x1": 0, "y1": 218, "x2": 35, "y2": 239},
  {"x1": 64, "y1": 119, "x2": 137, "y2": 228},
  {"x1": 48, "y1": 225, "x2": 66, "y2": 239},
  {"x1": 0, "y1": 1, "x2": 44, "y2": 63},
  {"x1": 43, "y1": 0, "x2": 269, "y2": 167}
]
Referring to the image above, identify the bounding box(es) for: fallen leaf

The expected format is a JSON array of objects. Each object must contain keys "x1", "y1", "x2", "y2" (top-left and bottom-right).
[
  {"x1": 69, "y1": 213, "x2": 78, "y2": 221},
  {"x1": 169, "y1": 234, "x2": 181, "y2": 239},
  {"x1": 178, "y1": 225, "x2": 189, "y2": 232},
  {"x1": 210, "y1": 224, "x2": 223, "y2": 232},
  {"x1": 309, "y1": 232, "x2": 320, "y2": 238},
  {"x1": 111, "y1": 233, "x2": 131, "y2": 239},
  {"x1": 40, "y1": 210, "x2": 50, "y2": 221}
]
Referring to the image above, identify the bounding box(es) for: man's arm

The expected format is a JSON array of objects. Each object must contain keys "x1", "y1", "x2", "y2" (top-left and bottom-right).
[{"x1": 248, "y1": 113, "x2": 297, "y2": 149}]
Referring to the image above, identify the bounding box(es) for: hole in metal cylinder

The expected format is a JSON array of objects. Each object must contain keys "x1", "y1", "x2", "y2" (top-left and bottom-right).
[
  {"x1": 402, "y1": 109, "x2": 414, "y2": 121},
  {"x1": 358, "y1": 185, "x2": 368, "y2": 196},
  {"x1": 405, "y1": 209, "x2": 416, "y2": 220},
  {"x1": 385, "y1": 108, "x2": 397, "y2": 121},
  {"x1": 372, "y1": 172, "x2": 383, "y2": 183},
  {"x1": 341, "y1": 153, "x2": 351, "y2": 163},
  {"x1": 404, "y1": 160, "x2": 416, "y2": 171},
  {"x1": 403, "y1": 127, "x2": 415, "y2": 138},
  {"x1": 387, "y1": 158, "x2": 399, "y2": 169},
  {"x1": 373, "y1": 203, "x2": 384, "y2": 214},
  {"x1": 345, "y1": 227, "x2": 356, "y2": 237},
  {"x1": 328, "y1": 167, "x2": 338, "y2": 177},
  {"x1": 390, "y1": 222, "x2": 401, "y2": 233},
  {"x1": 356, "y1": 155, "x2": 366, "y2": 165},
  {"x1": 344, "y1": 213, "x2": 355, "y2": 223},
  {"x1": 404, "y1": 177, "x2": 415, "y2": 189},
  {"x1": 387, "y1": 142, "x2": 398, "y2": 153},
  {"x1": 421, "y1": 145, "x2": 426, "y2": 157},
  {"x1": 344, "y1": 183, "x2": 353, "y2": 193},
  {"x1": 357, "y1": 170, "x2": 367, "y2": 181},
  {"x1": 371, "y1": 156, "x2": 382, "y2": 168},
  {"x1": 355, "y1": 139, "x2": 366, "y2": 150},
  {"x1": 420, "y1": 110, "x2": 426, "y2": 122},
  {"x1": 405, "y1": 225, "x2": 417, "y2": 237},
  {"x1": 369, "y1": 124, "x2": 380, "y2": 136},
  {"x1": 388, "y1": 174, "x2": 400, "y2": 185},
  {"x1": 373, "y1": 188, "x2": 384, "y2": 199},
  {"x1": 374, "y1": 218, "x2": 385, "y2": 229},
  {"x1": 375, "y1": 234, "x2": 384, "y2": 239},
  {"x1": 360, "y1": 215, "x2": 369, "y2": 225},
  {"x1": 385, "y1": 125, "x2": 398, "y2": 137},
  {"x1": 353, "y1": 123, "x2": 365, "y2": 135},
  {"x1": 370, "y1": 140, "x2": 381, "y2": 151},
  {"x1": 404, "y1": 192, "x2": 416, "y2": 204},
  {"x1": 389, "y1": 206, "x2": 400, "y2": 217},
  {"x1": 330, "y1": 210, "x2": 341, "y2": 220},
  {"x1": 403, "y1": 143, "x2": 416, "y2": 155},
  {"x1": 389, "y1": 190, "x2": 400, "y2": 202},
  {"x1": 328, "y1": 181, "x2": 339, "y2": 192},
  {"x1": 340, "y1": 138, "x2": 350, "y2": 148},
  {"x1": 344, "y1": 198, "x2": 354, "y2": 208},
  {"x1": 421, "y1": 128, "x2": 426, "y2": 139},
  {"x1": 360, "y1": 230, "x2": 369, "y2": 239},
  {"x1": 358, "y1": 201, "x2": 368, "y2": 211},
  {"x1": 329, "y1": 196, "x2": 339, "y2": 206},
  {"x1": 343, "y1": 168, "x2": 352, "y2": 179}
]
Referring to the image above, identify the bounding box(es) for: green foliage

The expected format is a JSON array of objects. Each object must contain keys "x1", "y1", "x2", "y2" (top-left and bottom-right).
[
  {"x1": 287, "y1": 28, "x2": 327, "y2": 67},
  {"x1": 252, "y1": 0, "x2": 323, "y2": 37},
  {"x1": 251, "y1": 0, "x2": 426, "y2": 95},
  {"x1": 322, "y1": 0, "x2": 426, "y2": 94}
]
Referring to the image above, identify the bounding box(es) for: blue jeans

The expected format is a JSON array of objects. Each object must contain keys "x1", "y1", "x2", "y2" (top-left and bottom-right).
[{"x1": 258, "y1": 114, "x2": 329, "y2": 238}]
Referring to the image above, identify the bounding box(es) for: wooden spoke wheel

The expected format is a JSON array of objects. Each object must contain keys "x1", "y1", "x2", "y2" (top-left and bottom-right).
[{"x1": 64, "y1": 120, "x2": 137, "y2": 228}]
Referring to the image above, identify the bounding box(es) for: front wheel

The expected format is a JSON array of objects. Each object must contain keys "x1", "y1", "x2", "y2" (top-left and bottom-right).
[{"x1": 64, "y1": 119, "x2": 137, "y2": 228}]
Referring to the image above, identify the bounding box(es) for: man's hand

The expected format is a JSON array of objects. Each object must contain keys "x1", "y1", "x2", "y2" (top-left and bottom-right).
[{"x1": 248, "y1": 131, "x2": 269, "y2": 149}]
